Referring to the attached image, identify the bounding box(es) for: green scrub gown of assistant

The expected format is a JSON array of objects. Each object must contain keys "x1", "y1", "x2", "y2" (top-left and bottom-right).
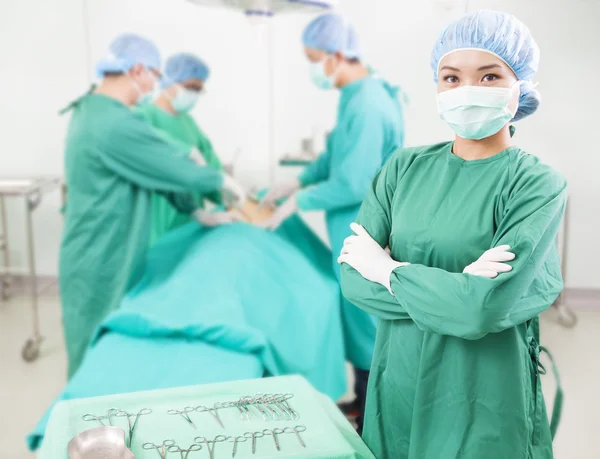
[
  {"x1": 60, "y1": 93, "x2": 223, "y2": 378},
  {"x1": 136, "y1": 103, "x2": 224, "y2": 245},
  {"x1": 340, "y1": 142, "x2": 567, "y2": 458},
  {"x1": 296, "y1": 76, "x2": 405, "y2": 371}
]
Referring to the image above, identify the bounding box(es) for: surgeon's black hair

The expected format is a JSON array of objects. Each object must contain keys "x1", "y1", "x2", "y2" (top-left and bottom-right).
[{"x1": 102, "y1": 71, "x2": 125, "y2": 77}]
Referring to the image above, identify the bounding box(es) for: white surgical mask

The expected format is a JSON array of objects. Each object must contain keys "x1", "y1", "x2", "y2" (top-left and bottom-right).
[
  {"x1": 170, "y1": 85, "x2": 201, "y2": 113},
  {"x1": 130, "y1": 69, "x2": 156, "y2": 105},
  {"x1": 310, "y1": 57, "x2": 338, "y2": 90},
  {"x1": 436, "y1": 82, "x2": 521, "y2": 140}
]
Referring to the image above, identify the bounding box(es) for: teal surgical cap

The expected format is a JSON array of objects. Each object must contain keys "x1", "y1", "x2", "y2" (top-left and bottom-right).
[
  {"x1": 431, "y1": 10, "x2": 541, "y2": 121},
  {"x1": 302, "y1": 13, "x2": 361, "y2": 59},
  {"x1": 160, "y1": 53, "x2": 210, "y2": 89},
  {"x1": 95, "y1": 33, "x2": 161, "y2": 78}
]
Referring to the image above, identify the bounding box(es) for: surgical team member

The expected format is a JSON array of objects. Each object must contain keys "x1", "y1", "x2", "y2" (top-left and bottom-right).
[
  {"x1": 339, "y1": 11, "x2": 566, "y2": 458},
  {"x1": 261, "y1": 13, "x2": 405, "y2": 430},
  {"x1": 137, "y1": 53, "x2": 229, "y2": 244},
  {"x1": 60, "y1": 34, "x2": 244, "y2": 378}
]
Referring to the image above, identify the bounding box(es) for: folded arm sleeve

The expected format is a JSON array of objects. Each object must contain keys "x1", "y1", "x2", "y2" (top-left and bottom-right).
[
  {"x1": 296, "y1": 110, "x2": 386, "y2": 212},
  {"x1": 340, "y1": 153, "x2": 412, "y2": 321},
  {"x1": 345, "y1": 154, "x2": 567, "y2": 339},
  {"x1": 98, "y1": 114, "x2": 223, "y2": 193}
]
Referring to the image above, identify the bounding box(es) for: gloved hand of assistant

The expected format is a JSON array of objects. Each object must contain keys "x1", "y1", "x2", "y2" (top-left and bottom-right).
[
  {"x1": 259, "y1": 178, "x2": 301, "y2": 208},
  {"x1": 189, "y1": 147, "x2": 207, "y2": 166},
  {"x1": 463, "y1": 245, "x2": 515, "y2": 278},
  {"x1": 338, "y1": 223, "x2": 409, "y2": 295},
  {"x1": 194, "y1": 209, "x2": 243, "y2": 227},
  {"x1": 260, "y1": 194, "x2": 298, "y2": 231},
  {"x1": 221, "y1": 174, "x2": 247, "y2": 209}
]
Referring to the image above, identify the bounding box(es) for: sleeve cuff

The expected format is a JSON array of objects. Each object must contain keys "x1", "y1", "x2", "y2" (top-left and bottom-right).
[
  {"x1": 298, "y1": 171, "x2": 314, "y2": 188},
  {"x1": 296, "y1": 189, "x2": 316, "y2": 211}
]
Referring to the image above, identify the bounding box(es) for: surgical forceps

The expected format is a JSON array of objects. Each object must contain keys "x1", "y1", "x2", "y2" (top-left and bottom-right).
[
  {"x1": 243, "y1": 431, "x2": 265, "y2": 455},
  {"x1": 167, "y1": 443, "x2": 203, "y2": 459},
  {"x1": 227, "y1": 435, "x2": 248, "y2": 458},
  {"x1": 82, "y1": 408, "x2": 119, "y2": 426},
  {"x1": 195, "y1": 404, "x2": 225, "y2": 428},
  {"x1": 283, "y1": 425, "x2": 307, "y2": 447},
  {"x1": 142, "y1": 440, "x2": 176, "y2": 458},
  {"x1": 263, "y1": 428, "x2": 283, "y2": 451},
  {"x1": 193, "y1": 435, "x2": 227, "y2": 459},
  {"x1": 168, "y1": 406, "x2": 198, "y2": 429},
  {"x1": 115, "y1": 408, "x2": 152, "y2": 447}
]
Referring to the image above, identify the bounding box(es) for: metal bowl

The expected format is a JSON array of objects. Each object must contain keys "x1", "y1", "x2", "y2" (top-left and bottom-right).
[{"x1": 68, "y1": 426, "x2": 135, "y2": 459}]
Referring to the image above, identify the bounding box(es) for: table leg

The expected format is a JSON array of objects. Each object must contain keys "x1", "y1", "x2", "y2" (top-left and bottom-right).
[
  {"x1": 22, "y1": 194, "x2": 42, "y2": 362},
  {"x1": 0, "y1": 196, "x2": 11, "y2": 301}
]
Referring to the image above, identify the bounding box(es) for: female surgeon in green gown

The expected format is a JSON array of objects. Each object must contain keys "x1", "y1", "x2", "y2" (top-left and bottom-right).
[
  {"x1": 137, "y1": 53, "x2": 225, "y2": 244},
  {"x1": 339, "y1": 11, "x2": 566, "y2": 459}
]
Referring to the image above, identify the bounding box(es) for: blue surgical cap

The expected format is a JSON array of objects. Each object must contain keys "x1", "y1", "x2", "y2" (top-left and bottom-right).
[
  {"x1": 302, "y1": 13, "x2": 361, "y2": 60},
  {"x1": 95, "y1": 33, "x2": 161, "y2": 78},
  {"x1": 161, "y1": 53, "x2": 210, "y2": 89},
  {"x1": 431, "y1": 10, "x2": 541, "y2": 121}
]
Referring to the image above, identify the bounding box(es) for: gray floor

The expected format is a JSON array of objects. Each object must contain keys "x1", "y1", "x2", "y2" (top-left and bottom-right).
[{"x1": 1, "y1": 295, "x2": 598, "y2": 458}]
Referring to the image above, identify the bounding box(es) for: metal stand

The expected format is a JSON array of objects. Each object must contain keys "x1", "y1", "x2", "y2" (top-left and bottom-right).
[
  {"x1": 0, "y1": 177, "x2": 63, "y2": 362},
  {"x1": 0, "y1": 196, "x2": 11, "y2": 301}
]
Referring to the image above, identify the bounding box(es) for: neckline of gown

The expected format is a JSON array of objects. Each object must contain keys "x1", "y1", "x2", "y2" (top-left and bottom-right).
[{"x1": 445, "y1": 142, "x2": 517, "y2": 166}]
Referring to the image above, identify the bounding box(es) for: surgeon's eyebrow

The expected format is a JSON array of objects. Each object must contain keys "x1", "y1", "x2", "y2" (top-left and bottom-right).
[
  {"x1": 440, "y1": 65, "x2": 461, "y2": 72},
  {"x1": 440, "y1": 65, "x2": 460, "y2": 73},
  {"x1": 477, "y1": 64, "x2": 502, "y2": 71}
]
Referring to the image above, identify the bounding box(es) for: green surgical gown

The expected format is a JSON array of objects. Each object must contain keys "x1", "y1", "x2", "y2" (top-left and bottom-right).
[
  {"x1": 135, "y1": 103, "x2": 224, "y2": 245},
  {"x1": 60, "y1": 93, "x2": 223, "y2": 378},
  {"x1": 340, "y1": 142, "x2": 567, "y2": 458},
  {"x1": 297, "y1": 76, "x2": 405, "y2": 370}
]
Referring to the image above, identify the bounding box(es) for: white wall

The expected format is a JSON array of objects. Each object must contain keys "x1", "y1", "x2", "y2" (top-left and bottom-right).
[
  {"x1": 0, "y1": 0, "x2": 89, "y2": 276},
  {"x1": 1, "y1": 0, "x2": 598, "y2": 289},
  {"x1": 271, "y1": 0, "x2": 600, "y2": 289},
  {"x1": 0, "y1": 0, "x2": 272, "y2": 276}
]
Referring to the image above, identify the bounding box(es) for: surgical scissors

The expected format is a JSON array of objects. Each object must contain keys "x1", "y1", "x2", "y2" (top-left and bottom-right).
[
  {"x1": 167, "y1": 443, "x2": 203, "y2": 459},
  {"x1": 276, "y1": 393, "x2": 299, "y2": 421},
  {"x1": 168, "y1": 406, "x2": 198, "y2": 429},
  {"x1": 81, "y1": 408, "x2": 119, "y2": 426},
  {"x1": 283, "y1": 425, "x2": 307, "y2": 447},
  {"x1": 193, "y1": 435, "x2": 227, "y2": 459},
  {"x1": 195, "y1": 404, "x2": 225, "y2": 428},
  {"x1": 142, "y1": 440, "x2": 176, "y2": 458},
  {"x1": 237, "y1": 396, "x2": 260, "y2": 421},
  {"x1": 251, "y1": 393, "x2": 275, "y2": 421},
  {"x1": 115, "y1": 408, "x2": 152, "y2": 447},
  {"x1": 243, "y1": 431, "x2": 264, "y2": 455},
  {"x1": 259, "y1": 395, "x2": 282, "y2": 421},
  {"x1": 227, "y1": 435, "x2": 247, "y2": 458}
]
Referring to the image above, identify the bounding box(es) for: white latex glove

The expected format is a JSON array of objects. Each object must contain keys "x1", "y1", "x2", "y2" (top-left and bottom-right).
[
  {"x1": 463, "y1": 245, "x2": 515, "y2": 278},
  {"x1": 189, "y1": 147, "x2": 207, "y2": 166},
  {"x1": 194, "y1": 209, "x2": 243, "y2": 227},
  {"x1": 260, "y1": 178, "x2": 301, "y2": 208},
  {"x1": 260, "y1": 194, "x2": 298, "y2": 231},
  {"x1": 221, "y1": 174, "x2": 247, "y2": 209},
  {"x1": 338, "y1": 223, "x2": 409, "y2": 295}
]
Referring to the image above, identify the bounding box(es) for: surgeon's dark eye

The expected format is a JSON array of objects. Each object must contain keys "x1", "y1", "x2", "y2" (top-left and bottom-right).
[
  {"x1": 443, "y1": 75, "x2": 459, "y2": 84},
  {"x1": 482, "y1": 73, "x2": 500, "y2": 83}
]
